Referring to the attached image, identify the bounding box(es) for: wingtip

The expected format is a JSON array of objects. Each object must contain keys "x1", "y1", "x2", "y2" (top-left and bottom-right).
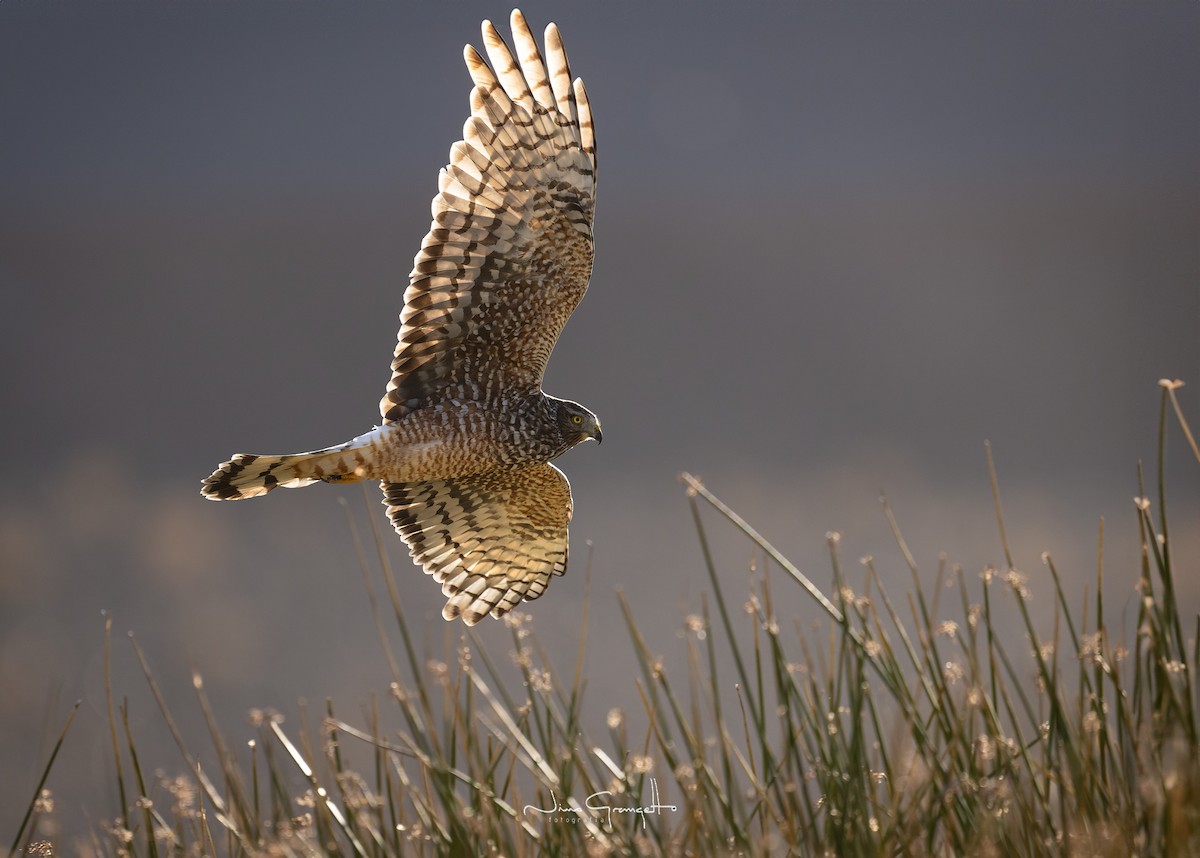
[
  {"x1": 481, "y1": 17, "x2": 502, "y2": 46},
  {"x1": 447, "y1": 604, "x2": 487, "y2": 626},
  {"x1": 464, "y1": 609, "x2": 488, "y2": 626}
]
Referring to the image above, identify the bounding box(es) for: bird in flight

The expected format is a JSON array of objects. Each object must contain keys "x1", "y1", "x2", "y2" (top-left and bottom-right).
[{"x1": 202, "y1": 9, "x2": 600, "y2": 625}]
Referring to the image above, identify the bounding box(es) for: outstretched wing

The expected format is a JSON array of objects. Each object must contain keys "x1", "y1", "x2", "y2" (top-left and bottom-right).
[
  {"x1": 381, "y1": 9, "x2": 597, "y2": 422},
  {"x1": 382, "y1": 463, "x2": 572, "y2": 625}
]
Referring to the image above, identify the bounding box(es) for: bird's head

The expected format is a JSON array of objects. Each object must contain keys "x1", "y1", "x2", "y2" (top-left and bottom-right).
[{"x1": 555, "y1": 399, "x2": 603, "y2": 447}]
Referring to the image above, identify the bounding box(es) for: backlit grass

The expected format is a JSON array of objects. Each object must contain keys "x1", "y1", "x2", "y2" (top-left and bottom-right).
[{"x1": 12, "y1": 380, "x2": 1198, "y2": 856}]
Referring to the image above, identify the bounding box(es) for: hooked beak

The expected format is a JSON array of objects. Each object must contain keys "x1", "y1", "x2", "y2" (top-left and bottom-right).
[{"x1": 593, "y1": 423, "x2": 603, "y2": 444}]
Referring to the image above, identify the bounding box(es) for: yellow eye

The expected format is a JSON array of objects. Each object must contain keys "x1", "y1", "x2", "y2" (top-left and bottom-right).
[{"x1": 571, "y1": 415, "x2": 583, "y2": 425}]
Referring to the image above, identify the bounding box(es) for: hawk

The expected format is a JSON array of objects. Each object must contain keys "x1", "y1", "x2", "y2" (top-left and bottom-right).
[{"x1": 202, "y1": 9, "x2": 600, "y2": 626}]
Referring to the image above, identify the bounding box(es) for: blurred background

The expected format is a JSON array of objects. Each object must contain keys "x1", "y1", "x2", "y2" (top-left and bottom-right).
[{"x1": 1, "y1": 0, "x2": 1197, "y2": 841}]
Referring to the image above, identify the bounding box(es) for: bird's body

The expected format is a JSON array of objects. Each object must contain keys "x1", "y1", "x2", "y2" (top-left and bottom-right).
[
  {"x1": 205, "y1": 393, "x2": 590, "y2": 495},
  {"x1": 202, "y1": 9, "x2": 600, "y2": 625}
]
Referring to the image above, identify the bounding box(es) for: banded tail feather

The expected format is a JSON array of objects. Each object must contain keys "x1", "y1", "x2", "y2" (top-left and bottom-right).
[{"x1": 202, "y1": 447, "x2": 368, "y2": 501}]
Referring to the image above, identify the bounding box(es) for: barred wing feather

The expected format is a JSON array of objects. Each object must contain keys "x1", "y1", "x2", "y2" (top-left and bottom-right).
[
  {"x1": 380, "y1": 9, "x2": 597, "y2": 422},
  {"x1": 381, "y1": 462, "x2": 572, "y2": 624}
]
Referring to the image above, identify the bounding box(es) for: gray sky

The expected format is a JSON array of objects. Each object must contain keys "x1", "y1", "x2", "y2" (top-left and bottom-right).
[{"x1": 2, "y1": 0, "x2": 1198, "y2": 839}]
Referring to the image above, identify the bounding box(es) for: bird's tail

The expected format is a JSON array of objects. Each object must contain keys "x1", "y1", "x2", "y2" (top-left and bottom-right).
[{"x1": 201, "y1": 444, "x2": 370, "y2": 501}]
